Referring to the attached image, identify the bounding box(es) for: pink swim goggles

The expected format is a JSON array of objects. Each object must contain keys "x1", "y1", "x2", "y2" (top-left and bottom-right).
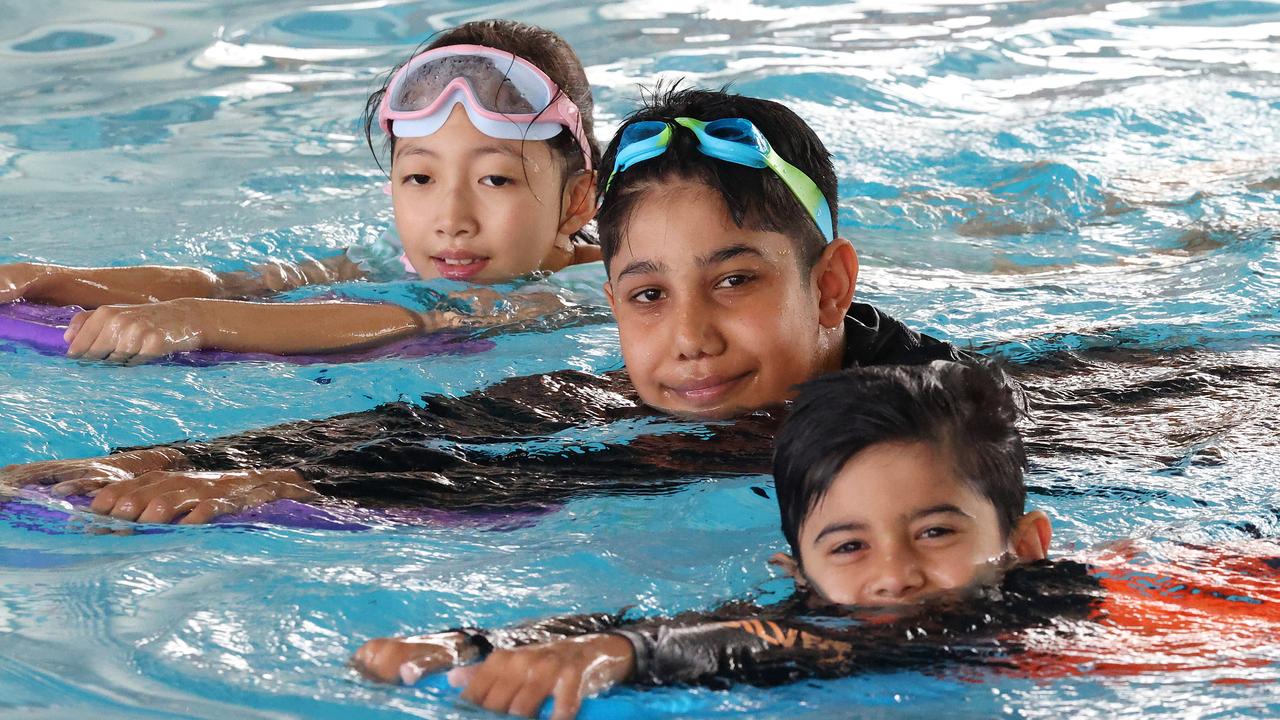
[{"x1": 377, "y1": 43, "x2": 593, "y2": 171}]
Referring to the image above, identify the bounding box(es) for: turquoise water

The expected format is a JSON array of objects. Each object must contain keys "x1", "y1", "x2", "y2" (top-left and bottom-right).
[{"x1": 2, "y1": 1, "x2": 1279, "y2": 718}]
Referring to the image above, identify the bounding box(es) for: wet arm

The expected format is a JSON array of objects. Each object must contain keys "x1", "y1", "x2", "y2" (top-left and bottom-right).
[
  {"x1": 3, "y1": 255, "x2": 365, "y2": 308},
  {"x1": 176, "y1": 298, "x2": 453, "y2": 355}
]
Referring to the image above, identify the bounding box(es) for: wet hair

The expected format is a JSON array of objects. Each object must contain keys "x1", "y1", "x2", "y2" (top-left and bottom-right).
[
  {"x1": 595, "y1": 86, "x2": 839, "y2": 271},
  {"x1": 773, "y1": 361, "x2": 1027, "y2": 561},
  {"x1": 361, "y1": 20, "x2": 601, "y2": 241}
]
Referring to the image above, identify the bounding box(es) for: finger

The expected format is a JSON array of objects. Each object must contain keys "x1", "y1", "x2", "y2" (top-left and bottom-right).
[
  {"x1": 550, "y1": 670, "x2": 585, "y2": 720},
  {"x1": 89, "y1": 481, "x2": 130, "y2": 515},
  {"x1": 63, "y1": 310, "x2": 91, "y2": 343},
  {"x1": 352, "y1": 638, "x2": 400, "y2": 683},
  {"x1": 177, "y1": 497, "x2": 237, "y2": 525},
  {"x1": 399, "y1": 654, "x2": 445, "y2": 686},
  {"x1": 82, "y1": 316, "x2": 132, "y2": 362},
  {"x1": 104, "y1": 486, "x2": 158, "y2": 521},
  {"x1": 459, "y1": 653, "x2": 505, "y2": 705},
  {"x1": 95, "y1": 472, "x2": 175, "y2": 520},
  {"x1": 509, "y1": 664, "x2": 559, "y2": 718},
  {"x1": 128, "y1": 333, "x2": 169, "y2": 366},
  {"x1": 65, "y1": 309, "x2": 111, "y2": 358},
  {"x1": 477, "y1": 658, "x2": 529, "y2": 714},
  {"x1": 446, "y1": 663, "x2": 479, "y2": 689},
  {"x1": 137, "y1": 489, "x2": 203, "y2": 524},
  {"x1": 50, "y1": 477, "x2": 114, "y2": 497},
  {"x1": 105, "y1": 323, "x2": 146, "y2": 365}
]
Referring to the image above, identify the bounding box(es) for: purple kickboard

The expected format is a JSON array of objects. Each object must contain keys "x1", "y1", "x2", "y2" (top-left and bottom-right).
[
  {"x1": 0, "y1": 301, "x2": 494, "y2": 365},
  {"x1": 3, "y1": 487, "x2": 559, "y2": 533}
]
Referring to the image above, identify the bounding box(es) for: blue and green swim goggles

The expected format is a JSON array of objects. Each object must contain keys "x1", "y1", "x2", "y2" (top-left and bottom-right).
[{"x1": 604, "y1": 116, "x2": 835, "y2": 243}]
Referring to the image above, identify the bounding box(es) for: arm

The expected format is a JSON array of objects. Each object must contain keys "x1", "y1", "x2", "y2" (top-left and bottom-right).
[
  {"x1": 354, "y1": 612, "x2": 627, "y2": 684},
  {"x1": 0, "y1": 447, "x2": 315, "y2": 524},
  {"x1": 64, "y1": 298, "x2": 461, "y2": 363},
  {"x1": 0, "y1": 255, "x2": 365, "y2": 309}
]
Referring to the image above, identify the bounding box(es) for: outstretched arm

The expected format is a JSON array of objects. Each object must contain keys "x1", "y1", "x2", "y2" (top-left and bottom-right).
[
  {"x1": 0, "y1": 255, "x2": 365, "y2": 308},
  {"x1": 63, "y1": 298, "x2": 460, "y2": 363}
]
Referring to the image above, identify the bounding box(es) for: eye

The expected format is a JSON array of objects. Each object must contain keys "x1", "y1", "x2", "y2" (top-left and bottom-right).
[
  {"x1": 832, "y1": 539, "x2": 866, "y2": 554},
  {"x1": 629, "y1": 287, "x2": 664, "y2": 304},
  {"x1": 918, "y1": 526, "x2": 956, "y2": 540},
  {"x1": 481, "y1": 175, "x2": 513, "y2": 187},
  {"x1": 714, "y1": 273, "x2": 754, "y2": 289},
  {"x1": 404, "y1": 174, "x2": 432, "y2": 186}
]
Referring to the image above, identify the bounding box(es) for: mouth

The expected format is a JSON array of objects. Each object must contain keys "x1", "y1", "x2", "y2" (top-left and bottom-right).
[
  {"x1": 662, "y1": 371, "x2": 754, "y2": 410},
  {"x1": 431, "y1": 252, "x2": 490, "y2": 280}
]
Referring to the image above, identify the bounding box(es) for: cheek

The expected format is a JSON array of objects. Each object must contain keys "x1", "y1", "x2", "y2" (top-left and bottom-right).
[
  {"x1": 924, "y1": 542, "x2": 998, "y2": 590},
  {"x1": 616, "y1": 319, "x2": 659, "y2": 379},
  {"x1": 802, "y1": 560, "x2": 863, "y2": 605},
  {"x1": 490, "y1": 192, "x2": 560, "y2": 260}
]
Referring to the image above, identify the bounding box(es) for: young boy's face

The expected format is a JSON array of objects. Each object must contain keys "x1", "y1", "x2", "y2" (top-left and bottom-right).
[
  {"x1": 603, "y1": 179, "x2": 856, "y2": 419},
  {"x1": 781, "y1": 440, "x2": 1050, "y2": 608}
]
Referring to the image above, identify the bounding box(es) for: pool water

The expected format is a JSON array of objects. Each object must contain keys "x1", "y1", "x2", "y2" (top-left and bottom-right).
[{"x1": 2, "y1": 1, "x2": 1279, "y2": 718}]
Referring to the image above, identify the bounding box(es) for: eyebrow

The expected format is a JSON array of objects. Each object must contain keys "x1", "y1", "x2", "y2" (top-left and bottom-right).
[
  {"x1": 813, "y1": 520, "x2": 867, "y2": 544},
  {"x1": 613, "y1": 244, "x2": 766, "y2": 282},
  {"x1": 699, "y1": 244, "x2": 765, "y2": 266},
  {"x1": 810, "y1": 505, "x2": 974, "y2": 544},
  {"x1": 910, "y1": 503, "x2": 974, "y2": 522},
  {"x1": 615, "y1": 259, "x2": 664, "y2": 281}
]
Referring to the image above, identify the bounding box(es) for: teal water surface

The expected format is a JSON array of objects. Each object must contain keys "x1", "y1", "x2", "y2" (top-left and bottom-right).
[{"x1": 1, "y1": 1, "x2": 1278, "y2": 718}]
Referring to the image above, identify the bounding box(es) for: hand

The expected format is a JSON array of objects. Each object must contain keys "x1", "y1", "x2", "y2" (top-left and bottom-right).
[
  {"x1": 0, "y1": 448, "x2": 185, "y2": 492},
  {"x1": 352, "y1": 632, "x2": 476, "y2": 684},
  {"x1": 87, "y1": 468, "x2": 316, "y2": 524},
  {"x1": 0, "y1": 262, "x2": 53, "y2": 303},
  {"x1": 444, "y1": 289, "x2": 571, "y2": 329},
  {"x1": 453, "y1": 634, "x2": 635, "y2": 720},
  {"x1": 65, "y1": 299, "x2": 208, "y2": 364}
]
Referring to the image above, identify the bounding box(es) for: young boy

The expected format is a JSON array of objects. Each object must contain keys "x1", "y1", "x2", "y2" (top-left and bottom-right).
[
  {"x1": 1, "y1": 88, "x2": 974, "y2": 521},
  {"x1": 352, "y1": 361, "x2": 1280, "y2": 720}
]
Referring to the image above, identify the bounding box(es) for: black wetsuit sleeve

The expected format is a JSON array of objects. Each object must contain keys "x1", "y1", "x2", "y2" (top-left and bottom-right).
[
  {"x1": 612, "y1": 561, "x2": 1103, "y2": 688},
  {"x1": 481, "y1": 612, "x2": 629, "y2": 649},
  {"x1": 173, "y1": 370, "x2": 629, "y2": 472},
  {"x1": 842, "y1": 302, "x2": 981, "y2": 368},
  {"x1": 131, "y1": 370, "x2": 771, "y2": 509}
]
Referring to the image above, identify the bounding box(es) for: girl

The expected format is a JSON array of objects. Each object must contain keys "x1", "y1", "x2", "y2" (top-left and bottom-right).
[{"x1": 0, "y1": 20, "x2": 601, "y2": 363}]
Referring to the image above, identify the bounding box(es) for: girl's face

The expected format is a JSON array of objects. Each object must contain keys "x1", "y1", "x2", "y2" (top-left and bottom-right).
[{"x1": 391, "y1": 105, "x2": 593, "y2": 282}]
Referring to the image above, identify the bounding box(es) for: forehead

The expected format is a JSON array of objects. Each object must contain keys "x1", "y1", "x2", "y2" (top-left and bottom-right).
[
  {"x1": 609, "y1": 180, "x2": 800, "y2": 277},
  {"x1": 804, "y1": 442, "x2": 989, "y2": 530}
]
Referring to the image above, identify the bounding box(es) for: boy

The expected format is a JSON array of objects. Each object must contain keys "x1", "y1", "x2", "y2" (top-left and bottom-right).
[
  {"x1": 1, "y1": 88, "x2": 974, "y2": 520},
  {"x1": 352, "y1": 361, "x2": 1279, "y2": 720}
]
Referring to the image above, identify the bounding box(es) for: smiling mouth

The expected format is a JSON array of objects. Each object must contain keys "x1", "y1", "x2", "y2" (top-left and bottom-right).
[
  {"x1": 663, "y1": 371, "x2": 753, "y2": 407},
  {"x1": 431, "y1": 254, "x2": 490, "y2": 279}
]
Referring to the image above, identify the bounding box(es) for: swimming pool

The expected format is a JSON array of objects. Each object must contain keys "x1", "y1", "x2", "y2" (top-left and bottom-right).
[{"x1": 1, "y1": 0, "x2": 1278, "y2": 717}]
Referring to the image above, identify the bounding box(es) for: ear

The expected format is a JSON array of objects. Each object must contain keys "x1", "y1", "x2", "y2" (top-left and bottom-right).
[
  {"x1": 768, "y1": 551, "x2": 808, "y2": 589},
  {"x1": 1009, "y1": 510, "x2": 1053, "y2": 562},
  {"x1": 811, "y1": 238, "x2": 858, "y2": 329},
  {"x1": 558, "y1": 170, "x2": 598, "y2": 236},
  {"x1": 603, "y1": 279, "x2": 617, "y2": 314}
]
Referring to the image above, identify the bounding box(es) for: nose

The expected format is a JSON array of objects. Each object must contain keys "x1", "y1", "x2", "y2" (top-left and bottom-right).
[
  {"x1": 864, "y1": 546, "x2": 926, "y2": 603},
  {"x1": 435, "y1": 184, "x2": 479, "y2": 240},
  {"x1": 671, "y1": 292, "x2": 726, "y2": 360}
]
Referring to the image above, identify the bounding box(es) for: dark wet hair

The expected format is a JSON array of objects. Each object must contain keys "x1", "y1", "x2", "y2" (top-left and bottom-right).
[
  {"x1": 773, "y1": 361, "x2": 1027, "y2": 561},
  {"x1": 595, "y1": 86, "x2": 839, "y2": 271},
  {"x1": 361, "y1": 20, "x2": 601, "y2": 241}
]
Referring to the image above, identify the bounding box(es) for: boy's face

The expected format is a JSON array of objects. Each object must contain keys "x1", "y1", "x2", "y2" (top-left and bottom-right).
[
  {"x1": 781, "y1": 440, "x2": 1050, "y2": 608},
  {"x1": 603, "y1": 180, "x2": 856, "y2": 419}
]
